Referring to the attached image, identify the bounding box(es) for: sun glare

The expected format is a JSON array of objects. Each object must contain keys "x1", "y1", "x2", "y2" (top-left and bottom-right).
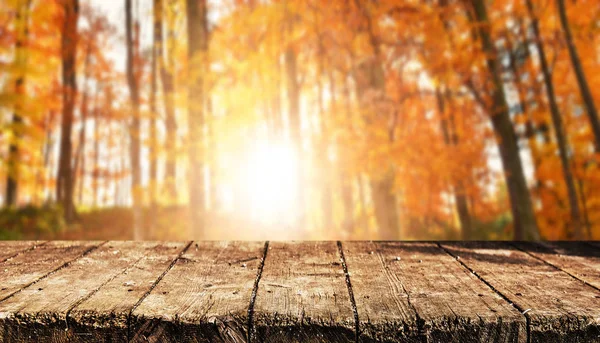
[{"x1": 224, "y1": 141, "x2": 300, "y2": 227}]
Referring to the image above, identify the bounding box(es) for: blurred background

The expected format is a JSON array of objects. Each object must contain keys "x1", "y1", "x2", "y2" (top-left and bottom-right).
[{"x1": 0, "y1": 0, "x2": 599, "y2": 241}]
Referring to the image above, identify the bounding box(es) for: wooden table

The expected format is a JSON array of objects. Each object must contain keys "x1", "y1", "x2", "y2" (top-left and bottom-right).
[{"x1": 0, "y1": 241, "x2": 599, "y2": 342}]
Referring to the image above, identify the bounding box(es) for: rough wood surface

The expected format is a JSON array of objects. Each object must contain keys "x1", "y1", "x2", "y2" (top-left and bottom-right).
[
  {"x1": 514, "y1": 241, "x2": 600, "y2": 290},
  {"x1": 0, "y1": 241, "x2": 161, "y2": 342},
  {"x1": 441, "y1": 242, "x2": 600, "y2": 343},
  {"x1": 252, "y1": 241, "x2": 355, "y2": 343},
  {"x1": 0, "y1": 241, "x2": 99, "y2": 302},
  {"x1": 69, "y1": 241, "x2": 189, "y2": 342},
  {"x1": 0, "y1": 241, "x2": 43, "y2": 262},
  {"x1": 343, "y1": 242, "x2": 526, "y2": 342},
  {"x1": 339, "y1": 241, "x2": 418, "y2": 342},
  {"x1": 0, "y1": 241, "x2": 599, "y2": 342},
  {"x1": 130, "y1": 241, "x2": 266, "y2": 343}
]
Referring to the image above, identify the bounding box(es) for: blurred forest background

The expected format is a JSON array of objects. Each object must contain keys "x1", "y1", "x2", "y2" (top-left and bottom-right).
[{"x1": 0, "y1": 0, "x2": 599, "y2": 240}]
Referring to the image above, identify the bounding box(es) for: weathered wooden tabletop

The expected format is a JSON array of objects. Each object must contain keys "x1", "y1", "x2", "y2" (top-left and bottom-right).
[{"x1": 0, "y1": 241, "x2": 599, "y2": 342}]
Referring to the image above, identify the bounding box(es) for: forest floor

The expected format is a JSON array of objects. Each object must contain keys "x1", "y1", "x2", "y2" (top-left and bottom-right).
[{"x1": 13, "y1": 206, "x2": 314, "y2": 241}]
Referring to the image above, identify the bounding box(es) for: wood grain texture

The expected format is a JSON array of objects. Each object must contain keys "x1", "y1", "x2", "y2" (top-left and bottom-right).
[
  {"x1": 0, "y1": 241, "x2": 161, "y2": 342},
  {"x1": 1, "y1": 241, "x2": 600, "y2": 342},
  {"x1": 0, "y1": 241, "x2": 100, "y2": 302},
  {"x1": 343, "y1": 242, "x2": 526, "y2": 342},
  {"x1": 514, "y1": 241, "x2": 600, "y2": 290},
  {"x1": 441, "y1": 242, "x2": 600, "y2": 343},
  {"x1": 130, "y1": 241, "x2": 266, "y2": 343},
  {"x1": 252, "y1": 241, "x2": 355, "y2": 343},
  {"x1": 340, "y1": 241, "x2": 419, "y2": 342},
  {"x1": 68, "y1": 241, "x2": 189, "y2": 342},
  {"x1": 0, "y1": 241, "x2": 43, "y2": 262}
]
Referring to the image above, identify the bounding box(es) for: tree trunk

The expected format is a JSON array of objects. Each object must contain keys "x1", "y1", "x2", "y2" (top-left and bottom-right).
[
  {"x1": 352, "y1": 0, "x2": 400, "y2": 239},
  {"x1": 334, "y1": 72, "x2": 355, "y2": 234},
  {"x1": 360, "y1": 64, "x2": 400, "y2": 240},
  {"x1": 42, "y1": 110, "x2": 54, "y2": 203},
  {"x1": 93, "y1": 106, "x2": 100, "y2": 208},
  {"x1": 284, "y1": 12, "x2": 306, "y2": 233},
  {"x1": 470, "y1": 0, "x2": 540, "y2": 240},
  {"x1": 526, "y1": 0, "x2": 583, "y2": 239},
  {"x1": 357, "y1": 175, "x2": 369, "y2": 234},
  {"x1": 186, "y1": 0, "x2": 208, "y2": 238},
  {"x1": 435, "y1": 88, "x2": 473, "y2": 239},
  {"x1": 6, "y1": 0, "x2": 31, "y2": 207},
  {"x1": 149, "y1": 0, "x2": 160, "y2": 207},
  {"x1": 73, "y1": 42, "x2": 93, "y2": 208},
  {"x1": 57, "y1": 0, "x2": 79, "y2": 222},
  {"x1": 207, "y1": 96, "x2": 218, "y2": 211},
  {"x1": 156, "y1": 0, "x2": 177, "y2": 201},
  {"x1": 316, "y1": 39, "x2": 333, "y2": 233},
  {"x1": 556, "y1": 0, "x2": 600, "y2": 152},
  {"x1": 125, "y1": 0, "x2": 143, "y2": 239}
]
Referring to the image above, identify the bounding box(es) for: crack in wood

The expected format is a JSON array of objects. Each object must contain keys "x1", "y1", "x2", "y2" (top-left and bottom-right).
[
  {"x1": 510, "y1": 242, "x2": 600, "y2": 295},
  {"x1": 65, "y1": 254, "x2": 148, "y2": 332},
  {"x1": 437, "y1": 243, "x2": 531, "y2": 343},
  {"x1": 337, "y1": 241, "x2": 360, "y2": 343},
  {"x1": 0, "y1": 241, "x2": 106, "y2": 304},
  {"x1": 0, "y1": 241, "x2": 47, "y2": 264},
  {"x1": 126, "y1": 240, "x2": 193, "y2": 341},
  {"x1": 246, "y1": 241, "x2": 269, "y2": 343}
]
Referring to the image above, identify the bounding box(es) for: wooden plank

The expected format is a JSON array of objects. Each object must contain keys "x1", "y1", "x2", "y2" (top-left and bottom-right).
[
  {"x1": 0, "y1": 241, "x2": 100, "y2": 301},
  {"x1": 441, "y1": 242, "x2": 600, "y2": 342},
  {"x1": 252, "y1": 241, "x2": 355, "y2": 343},
  {"x1": 67, "y1": 241, "x2": 190, "y2": 342},
  {"x1": 0, "y1": 241, "x2": 44, "y2": 262},
  {"x1": 343, "y1": 242, "x2": 526, "y2": 342},
  {"x1": 340, "y1": 242, "x2": 418, "y2": 342},
  {"x1": 130, "y1": 241, "x2": 266, "y2": 343},
  {"x1": 514, "y1": 242, "x2": 600, "y2": 290},
  {"x1": 0, "y1": 241, "x2": 164, "y2": 342}
]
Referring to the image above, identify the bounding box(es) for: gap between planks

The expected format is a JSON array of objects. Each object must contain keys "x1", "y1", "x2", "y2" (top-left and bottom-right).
[
  {"x1": 437, "y1": 243, "x2": 532, "y2": 343},
  {"x1": 126, "y1": 240, "x2": 194, "y2": 341},
  {"x1": 3, "y1": 241, "x2": 577, "y2": 343},
  {"x1": 0, "y1": 241, "x2": 48, "y2": 264},
  {"x1": 0, "y1": 241, "x2": 106, "y2": 304},
  {"x1": 337, "y1": 241, "x2": 360, "y2": 343},
  {"x1": 246, "y1": 241, "x2": 269, "y2": 343},
  {"x1": 510, "y1": 242, "x2": 600, "y2": 296}
]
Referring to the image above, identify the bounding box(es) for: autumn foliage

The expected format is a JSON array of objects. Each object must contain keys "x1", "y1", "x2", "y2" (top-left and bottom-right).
[{"x1": 0, "y1": 0, "x2": 599, "y2": 240}]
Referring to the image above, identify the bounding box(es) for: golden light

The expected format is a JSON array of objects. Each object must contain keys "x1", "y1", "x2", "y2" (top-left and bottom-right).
[{"x1": 221, "y1": 139, "x2": 301, "y2": 230}]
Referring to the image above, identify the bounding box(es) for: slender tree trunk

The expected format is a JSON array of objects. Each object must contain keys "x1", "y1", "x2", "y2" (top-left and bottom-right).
[
  {"x1": 271, "y1": 47, "x2": 283, "y2": 140},
  {"x1": 42, "y1": 110, "x2": 54, "y2": 203},
  {"x1": 316, "y1": 40, "x2": 333, "y2": 233},
  {"x1": 556, "y1": 0, "x2": 600, "y2": 152},
  {"x1": 93, "y1": 108, "x2": 100, "y2": 208},
  {"x1": 576, "y1": 176, "x2": 592, "y2": 239},
  {"x1": 156, "y1": 0, "x2": 178, "y2": 201},
  {"x1": 207, "y1": 96, "x2": 218, "y2": 211},
  {"x1": 470, "y1": 0, "x2": 540, "y2": 240},
  {"x1": 435, "y1": 88, "x2": 473, "y2": 239},
  {"x1": 125, "y1": 0, "x2": 143, "y2": 239},
  {"x1": 73, "y1": 43, "x2": 92, "y2": 208},
  {"x1": 357, "y1": 174, "x2": 369, "y2": 234},
  {"x1": 358, "y1": 63, "x2": 400, "y2": 240},
  {"x1": 149, "y1": 0, "x2": 161, "y2": 207},
  {"x1": 352, "y1": 0, "x2": 400, "y2": 239},
  {"x1": 334, "y1": 72, "x2": 355, "y2": 234},
  {"x1": 73, "y1": 92, "x2": 87, "y2": 207},
  {"x1": 284, "y1": 8, "x2": 306, "y2": 232},
  {"x1": 6, "y1": 0, "x2": 31, "y2": 207},
  {"x1": 526, "y1": 0, "x2": 583, "y2": 239},
  {"x1": 186, "y1": 0, "x2": 208, "y2": 238},
  {"x1": 57, "y1": 0, "x2": 79, "y2": 222},
  {"x1": 506, "y1": 29, "x2": 544, "y2": 180}
]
